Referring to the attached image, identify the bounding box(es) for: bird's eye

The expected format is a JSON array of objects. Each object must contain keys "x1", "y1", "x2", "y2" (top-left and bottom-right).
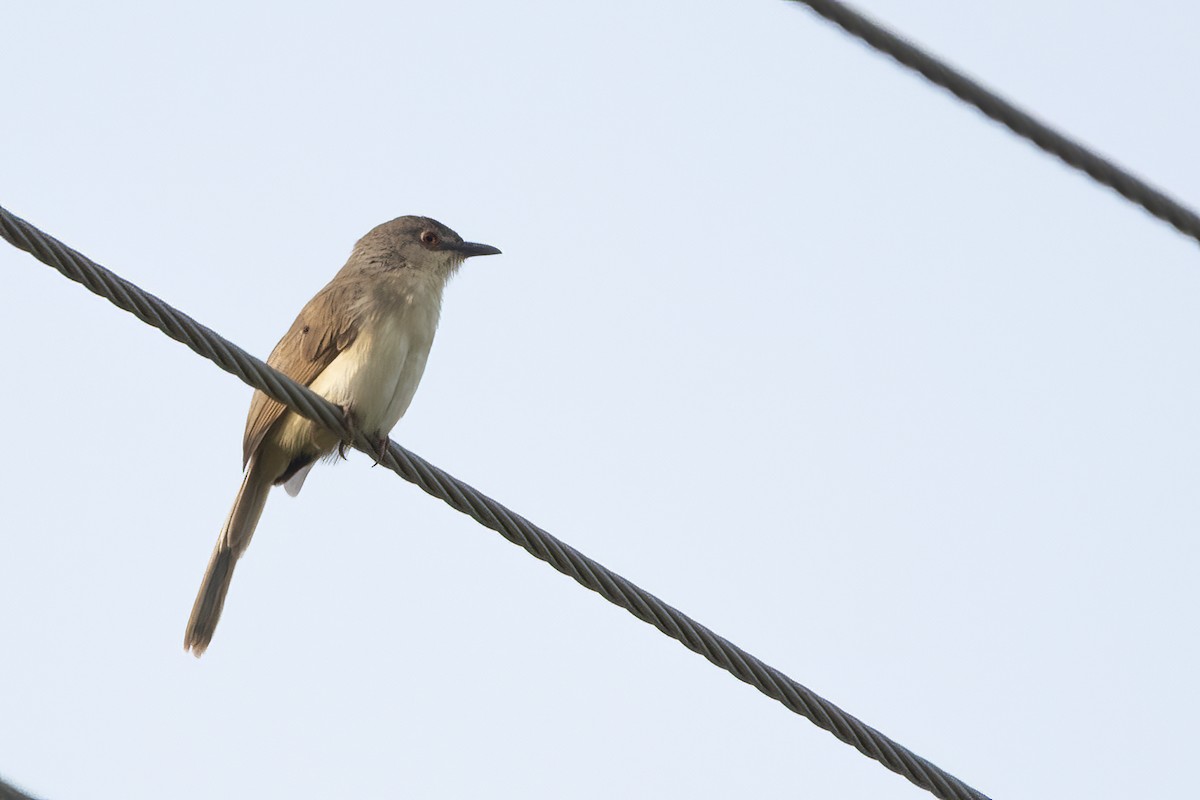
[{"x1": 420, "y1": 230, "x2": 439, "y2": 247}]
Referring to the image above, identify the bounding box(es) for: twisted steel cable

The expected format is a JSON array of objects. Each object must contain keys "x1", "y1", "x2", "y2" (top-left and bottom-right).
[
  {"x1": 0, "y1": 204, "x2": 991, "y2": 800},
  {"x1": 0, "y1": 775, "x2": 40, "y2": 800},
  {"x1": 788, "y1": 0, "x2": 1200, "y2": 246}
]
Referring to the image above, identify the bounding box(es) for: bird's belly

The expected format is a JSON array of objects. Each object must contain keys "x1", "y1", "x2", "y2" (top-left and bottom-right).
[{"x1": 308, "y1": 317, "x2": 433, "y2": 437}]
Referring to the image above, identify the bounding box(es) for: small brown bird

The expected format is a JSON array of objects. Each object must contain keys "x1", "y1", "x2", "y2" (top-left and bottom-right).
[{"x1": 184, "y1": 216, "x2": 500, "y2": 655}]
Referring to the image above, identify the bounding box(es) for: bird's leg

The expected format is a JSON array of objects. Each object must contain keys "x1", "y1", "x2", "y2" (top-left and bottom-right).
[
  {"x1": 370, "y1": 434, "x2": 390, "y2": 467},
  {"x1": 334, "y1": 406, "x2": 388, "y2": 465},
  {"x1": 337, "y1": 404, "x2": 359, "y2": 460}
]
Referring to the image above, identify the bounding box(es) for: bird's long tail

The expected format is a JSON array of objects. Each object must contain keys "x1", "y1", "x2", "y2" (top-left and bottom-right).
[{"x1": 184, "y1": 456, "x2": 273, "y2": 656}]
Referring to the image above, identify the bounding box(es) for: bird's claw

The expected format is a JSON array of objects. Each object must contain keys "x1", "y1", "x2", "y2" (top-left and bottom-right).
[
  {"x1": 370, "y1": 436, "x2": 389, "y2": 466},
  {"x1": 334, "y1": 404, "x2": 388, "y2": 465},
  {"x1": 337, "y1": 404, "x2": 358, "y2": 460}
]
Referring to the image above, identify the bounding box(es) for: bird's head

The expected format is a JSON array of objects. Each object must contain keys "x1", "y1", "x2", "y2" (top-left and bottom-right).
[{"x1": 352, "y1": 215, "x2": 501, "y2": 279}]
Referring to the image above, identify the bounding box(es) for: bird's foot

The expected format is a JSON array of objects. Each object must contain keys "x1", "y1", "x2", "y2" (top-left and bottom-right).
[
  {"x1": 337, "y1": 404, "x2": 359, "y2": 460},
  {"x1": 333, "y1": 406, "x2": 388, "y2": 465},
  {"x1": 370, "y1": 435, "x2": 390, "y2": 466}
]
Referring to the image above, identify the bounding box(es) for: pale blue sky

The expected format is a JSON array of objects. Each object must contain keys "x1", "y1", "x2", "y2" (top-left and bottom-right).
[{"x1": 2, "y1": 2, "x2": 1198, "y2": 798}]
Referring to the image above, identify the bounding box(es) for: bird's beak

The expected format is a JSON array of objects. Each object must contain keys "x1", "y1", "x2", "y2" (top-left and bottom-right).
[{"x1": 453, "y1": 241, "x2": 502, "y2": 258}]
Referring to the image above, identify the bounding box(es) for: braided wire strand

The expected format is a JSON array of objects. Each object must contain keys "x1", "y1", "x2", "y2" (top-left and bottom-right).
[
  {"x1": 0, "y1": 775, "x2": 41, "y2": 800},
  {"x1": 5, "y1": 9, "x2": 1192, "y2": 797},
  {"x1": 788, "y1": 0, "x2": 1200, "y2": 245},
  {"x1": 0, "y1": 205, "x2": 989, "y2": 800}
]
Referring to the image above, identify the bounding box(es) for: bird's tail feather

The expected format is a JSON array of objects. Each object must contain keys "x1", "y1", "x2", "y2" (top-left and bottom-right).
[{"x1": 184, "y1": 458, "x2": 273, "y2": 656}]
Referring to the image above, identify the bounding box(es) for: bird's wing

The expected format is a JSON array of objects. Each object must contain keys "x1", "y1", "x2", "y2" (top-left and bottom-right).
[{"x1": 242, "y1": 280, "x2": 363, "y2": 467}]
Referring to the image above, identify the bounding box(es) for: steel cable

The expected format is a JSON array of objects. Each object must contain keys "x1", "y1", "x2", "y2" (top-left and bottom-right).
[
  {"x1": 0, "y1": 775, "x2": 40, "y2": 800},
  {"x1": 0, "y1": 204, "x2": 991, "y2": 799},
  {"x1": 787, "y1": 0, "x2": 1200, "y2": 245}
]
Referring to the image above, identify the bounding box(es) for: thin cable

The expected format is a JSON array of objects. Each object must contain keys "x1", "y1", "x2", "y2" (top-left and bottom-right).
[
  {"x1": 0, "y1": 205, "x2": 991, "y2": 800},
  {"x1": 787, "y1": 0, "x2": 1200, "y2": 246},
  {"x1": 0, "y1": 775, "x2": 41, "y2": 800}
]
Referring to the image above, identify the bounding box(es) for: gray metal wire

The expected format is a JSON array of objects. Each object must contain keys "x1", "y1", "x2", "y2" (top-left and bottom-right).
[
  {"x1": 788, "y1": 0, "x2": 1200, "y2": 246},
  {"x1": 0, "y1": 205, "x2": 991, "y2": 799},
  {"x1": 0, "y1": 775, "x2": 41, "y2": 800}
]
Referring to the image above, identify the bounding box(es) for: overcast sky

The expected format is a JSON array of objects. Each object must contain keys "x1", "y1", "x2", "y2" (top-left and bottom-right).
[{"x1": 2, "y1": 2, "x2": 1198, "y2": 798}]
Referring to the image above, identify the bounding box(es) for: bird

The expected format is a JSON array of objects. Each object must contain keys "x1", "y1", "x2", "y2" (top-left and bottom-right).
[{"x1": 184, "y1": 215, "x2": 500, "y2": 656}]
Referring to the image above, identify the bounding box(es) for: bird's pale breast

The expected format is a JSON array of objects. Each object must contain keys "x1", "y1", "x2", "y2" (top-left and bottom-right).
[{"x1": 308, "y1": 289, "x2": 440, "y2": 436}]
